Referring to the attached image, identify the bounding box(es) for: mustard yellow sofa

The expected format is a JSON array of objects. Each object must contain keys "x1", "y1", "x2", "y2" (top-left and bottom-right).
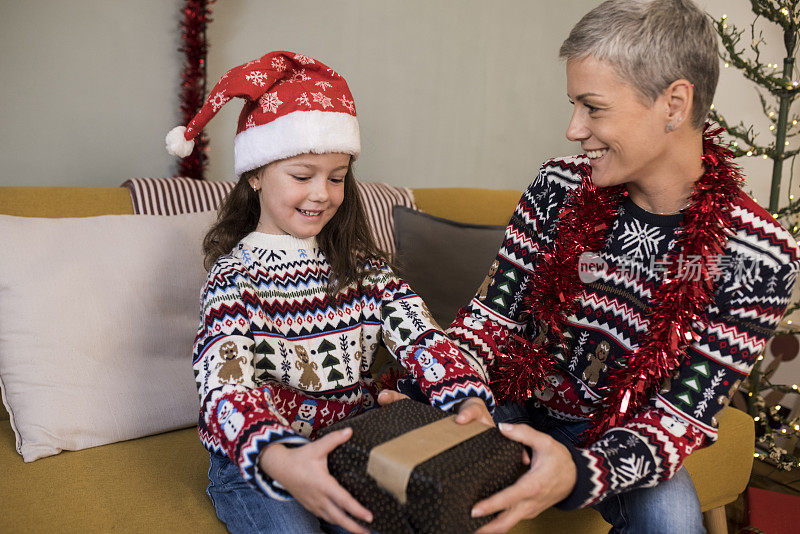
[{"x1": 0, "y1": 186, "x2": 753, "y2": 533}]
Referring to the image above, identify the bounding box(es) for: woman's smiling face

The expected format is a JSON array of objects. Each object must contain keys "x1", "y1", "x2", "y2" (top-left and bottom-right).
[{"x1": 565, "y1": 55, "x2": 670, "y2": 189}]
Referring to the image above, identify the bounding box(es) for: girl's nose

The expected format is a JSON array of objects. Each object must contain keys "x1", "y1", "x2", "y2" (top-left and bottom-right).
[{"x1": 308, "y1": 178, "x2": 330, "y2": 202}]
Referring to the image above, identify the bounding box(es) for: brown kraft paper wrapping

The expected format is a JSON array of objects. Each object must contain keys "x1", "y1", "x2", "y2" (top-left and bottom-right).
[{"x1": 366, "y1": 416, "x2": 490, "y2": 504}]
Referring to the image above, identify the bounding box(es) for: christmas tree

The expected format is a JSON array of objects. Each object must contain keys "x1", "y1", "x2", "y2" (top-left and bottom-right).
[{"x1": 710, "y1": 0, "x2": 800, "y2": 470}]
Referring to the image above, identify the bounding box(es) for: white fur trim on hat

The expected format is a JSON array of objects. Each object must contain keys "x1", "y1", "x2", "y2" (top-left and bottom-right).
[
  {"x1": 233, "y1": 110, "x2": 360, "y2": 177},
  {"x1": 165, "y1": 126, "x2": 195, "y2": 158}
]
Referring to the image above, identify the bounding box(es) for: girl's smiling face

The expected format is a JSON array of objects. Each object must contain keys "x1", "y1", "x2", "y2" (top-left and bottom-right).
[
  {"x1": 249, "y1": 152, "x2": 350, "y2": 239},
  {"x1": 565, "y1": 55, "x2": 670, "y2": 189}
]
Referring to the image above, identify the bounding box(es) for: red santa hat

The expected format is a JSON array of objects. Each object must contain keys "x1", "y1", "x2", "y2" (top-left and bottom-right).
[{"x1": 165, "y1": 51, "x2": 360, "y2": 177}]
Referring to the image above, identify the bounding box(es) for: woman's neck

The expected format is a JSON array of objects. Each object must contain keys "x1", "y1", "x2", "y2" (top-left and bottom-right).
[{"x1": 626, "y1": 132, "x2": 705, "y2": 215}]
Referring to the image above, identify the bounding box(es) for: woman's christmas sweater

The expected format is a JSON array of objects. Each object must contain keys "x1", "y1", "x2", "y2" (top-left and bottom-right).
[
  {"x1": 192, "y1": 232, "x2": 494, "y2": 500},
  {"x1": 448, "y1": 156, "x2": 800, "y2": 509}
]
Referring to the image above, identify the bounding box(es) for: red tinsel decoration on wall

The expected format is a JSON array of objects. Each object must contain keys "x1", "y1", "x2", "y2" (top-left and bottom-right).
[{"x1": 176, "y1": 0, "x2": 215, "y2": 180}]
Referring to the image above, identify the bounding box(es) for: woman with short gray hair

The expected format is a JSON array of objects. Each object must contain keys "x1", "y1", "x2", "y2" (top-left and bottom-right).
[{"x1": 447, "y1": 0, "x2": 800, "y2": 531}]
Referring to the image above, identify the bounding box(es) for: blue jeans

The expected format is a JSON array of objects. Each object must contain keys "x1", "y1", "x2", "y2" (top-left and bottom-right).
[
  {"x1": 493, "y1": 402, "x2": 705, "y2": 534},
  {"x1": 207, "y1": 452, "x2": 355, "y2": 534}
]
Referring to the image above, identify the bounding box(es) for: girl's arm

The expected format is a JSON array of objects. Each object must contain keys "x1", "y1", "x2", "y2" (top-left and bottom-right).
[
  {"x1": 193, "y1": 259, "x2": 307, "y2": 500},
  {"x1": 371, "y1": 264, "x2": 495, "y2": 412}
]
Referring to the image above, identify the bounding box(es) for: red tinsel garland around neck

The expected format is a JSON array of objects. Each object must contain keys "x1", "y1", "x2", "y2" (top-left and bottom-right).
[{"x1": 490, "y1": 125, "x2": 742, "y2": 446}]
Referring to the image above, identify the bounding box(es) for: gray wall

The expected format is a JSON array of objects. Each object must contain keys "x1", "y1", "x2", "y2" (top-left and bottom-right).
[{"x1": 3, "y1": 1, "x2": 796, "y2": 201}]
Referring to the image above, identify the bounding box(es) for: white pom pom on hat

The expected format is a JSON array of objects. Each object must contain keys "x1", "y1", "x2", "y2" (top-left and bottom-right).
[{"x1": 165, "y1": 126, "x2": 195, "y2": 158}]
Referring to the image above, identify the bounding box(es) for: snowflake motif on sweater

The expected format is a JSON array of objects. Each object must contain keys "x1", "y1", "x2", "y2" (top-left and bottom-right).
[
  {"x1": 448, "y1": 156, "x2": 800, "y2": 509},
  {"x1": 192, "y1": 232, "x2": 494, "y2": 500}
]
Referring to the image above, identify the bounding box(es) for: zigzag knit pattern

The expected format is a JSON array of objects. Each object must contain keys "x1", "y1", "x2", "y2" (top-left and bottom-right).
[
  {"x1": 193, "y1": 231, "x2": 494, "y2": 500},
  {"x1": 448, "y1": 155, "x2": 800, "y2": 509}
]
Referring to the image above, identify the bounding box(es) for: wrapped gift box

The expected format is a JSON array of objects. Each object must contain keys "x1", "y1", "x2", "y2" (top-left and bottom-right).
[{"x1": 318, "y1": 398, "x2": 526, "y2": 534}]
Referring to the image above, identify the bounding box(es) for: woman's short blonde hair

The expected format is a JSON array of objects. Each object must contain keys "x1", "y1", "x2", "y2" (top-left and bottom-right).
[{"x1": 559, "y1": 0, "x2": 719, "y2": 129}]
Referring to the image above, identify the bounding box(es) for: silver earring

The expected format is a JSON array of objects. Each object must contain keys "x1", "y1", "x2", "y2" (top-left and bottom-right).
[{"x1": 666, "y1": 122, "x2": 675, "y2": 132}]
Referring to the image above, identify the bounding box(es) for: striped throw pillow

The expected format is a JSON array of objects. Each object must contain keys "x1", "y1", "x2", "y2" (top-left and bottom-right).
[{"x1": 121, "y1": 177, "x2": 416, "y2": 254}]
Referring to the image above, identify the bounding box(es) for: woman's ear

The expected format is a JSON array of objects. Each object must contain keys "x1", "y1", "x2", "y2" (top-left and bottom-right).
[{"x1": 664, "y1": 79, "x2": 693, "y2": 130}]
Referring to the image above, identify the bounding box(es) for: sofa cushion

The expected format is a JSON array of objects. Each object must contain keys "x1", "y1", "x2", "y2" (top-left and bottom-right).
[
  {"x1": 393, "y1": 205, "x2": 506, "y2": 326},
  {"x1": 0, "y1": 211, "x2": 214, "y2": 461}
]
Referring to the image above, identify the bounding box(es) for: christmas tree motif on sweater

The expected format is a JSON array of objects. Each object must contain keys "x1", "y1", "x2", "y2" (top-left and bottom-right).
[
  {"x1": 317, "y1": 339, "x2": 345, "y2": 386},
  {"x1": 254, "y1": 340, "x2": 276, "y2": 382}
]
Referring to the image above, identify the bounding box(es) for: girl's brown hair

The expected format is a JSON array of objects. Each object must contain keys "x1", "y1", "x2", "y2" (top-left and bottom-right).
[{"x1": 202, "y1": 162, "x2": 391, "y2": 295}]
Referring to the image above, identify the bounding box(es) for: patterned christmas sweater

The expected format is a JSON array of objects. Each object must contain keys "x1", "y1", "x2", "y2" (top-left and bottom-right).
[
  {"x1": 448, "y1": 156, "x2": 800, "y2": 509},
  {"x1": 192, "y1": 232, "x2": 494, "y2": 500}
]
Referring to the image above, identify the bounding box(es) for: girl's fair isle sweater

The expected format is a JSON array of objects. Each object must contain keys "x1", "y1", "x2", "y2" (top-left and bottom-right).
[
  {"x1": 448, "y1": 156, "x2": 800, "y2": 509},
  {"x1": 192, "y1": 232, "x2": 495, "y2": 500}
]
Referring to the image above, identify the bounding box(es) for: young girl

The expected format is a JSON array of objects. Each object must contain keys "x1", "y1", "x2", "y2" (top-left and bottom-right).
[{"x1": 166, "y1": 51, "x2": 495, "y2": 534}]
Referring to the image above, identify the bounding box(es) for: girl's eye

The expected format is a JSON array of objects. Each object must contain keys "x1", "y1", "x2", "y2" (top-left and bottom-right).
[
  {"x1": 329, "y1": 177, "x2": 345, "y2": 184},
  {"x1": 291, "y1": 175, "x2": 311, "y2": 181}
]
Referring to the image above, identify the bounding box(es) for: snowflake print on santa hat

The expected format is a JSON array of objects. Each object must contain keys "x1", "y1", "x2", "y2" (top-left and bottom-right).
[
  {"x1": 338, "y1": 95, "x2": 355, "y2": 114},
  {"x1": 271, "y1": 56, "x2": 288, "y2": 71},
  {"x1": 245, "y1": 71, "x2": 269, "y2": 87},
  {"x1": 296, "y1": 93, "x2": 311, "y2": 108},
  {"x1": 210, "y1": 90, "x2": 230, "y2": 112},
  {"x1": 293, "y1": 53, "x2": 315, "y2": 65},
  {"x1": 315, "y1": 81, "x2": 332, "y2": 90},
  {"x1": 287, "y1": 68, "x2": 311, "y2": 84},
  {"x1": 311, "y1": 92, "x2": 332, "y2": 109},
  {"x1": 245, "y1": 115, "x2": 256, "y2": 129},
  {"x1": 259, "y1": 91, "x2": 283, "y2": 113}
]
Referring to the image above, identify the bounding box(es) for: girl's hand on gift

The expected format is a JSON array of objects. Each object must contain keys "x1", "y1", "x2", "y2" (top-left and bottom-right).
[
  {"x1": 259, "y1": 428, "x2": 373, "y2": 534},
  {"x1": 471, "y1": 423, "x2": 576, "y2": 533},
  {"x1": 376, "y1": 389, "x2": 409, "y2": 405},
  {"x1": 454, "y1": 397, "x2": 495, "y2": 427}
]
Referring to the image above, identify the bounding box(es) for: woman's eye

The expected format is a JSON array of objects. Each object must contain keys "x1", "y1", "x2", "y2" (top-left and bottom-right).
[{"x1": 585, "y1": 104, "x2": 599, "y2": 113}]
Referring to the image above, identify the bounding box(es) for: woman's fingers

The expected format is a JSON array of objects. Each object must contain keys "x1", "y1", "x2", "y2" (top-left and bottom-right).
[
  {"x1": 474, "y1": 500, "x2": 540, "y2": 534},
  {"x1": 320, "y1": 498, "x2": 371, "y2": 534},
  {"x1": 472, "y1": 473, "x2": 534, "y2": 518},
  {"x1": 327, "y1": 478, "x2": 374, "y2": 524},
  {"x1": 377, "y1": 389, "x2": 409, "y2": 405}
]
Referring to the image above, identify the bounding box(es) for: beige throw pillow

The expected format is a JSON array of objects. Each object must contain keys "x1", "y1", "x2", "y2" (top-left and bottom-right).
[{"x1": 0, "y1": 211, "x2": 215, "y2": 461}]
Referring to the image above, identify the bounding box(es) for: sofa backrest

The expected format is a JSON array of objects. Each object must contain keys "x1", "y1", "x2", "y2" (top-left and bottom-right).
[{"x1": 0, "y1": 183, "x2": 522, "y2": 422}]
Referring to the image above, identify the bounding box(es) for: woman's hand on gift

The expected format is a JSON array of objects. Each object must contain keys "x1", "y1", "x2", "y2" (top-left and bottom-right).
[
  {"x1": 259, "y1": 428, "x2": 373, "y2": 534},
  {"x1": 471, "y1": 423, "x2": 577, "y2": 533},
  {"x1": 454, "y1": 397, "x2": 495, "y2": 427}
]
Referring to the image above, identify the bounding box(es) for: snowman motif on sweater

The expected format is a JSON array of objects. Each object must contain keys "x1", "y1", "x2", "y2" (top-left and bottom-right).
[
  {"x1": 291, "y1": 399, "x2": 318, "y2": 437},
  {"x1": 412, "y1": 347, "x2": 446, "y2": 383},
  {"x1": 217, "y1": 399, "x2": 246, "y2": 441}
]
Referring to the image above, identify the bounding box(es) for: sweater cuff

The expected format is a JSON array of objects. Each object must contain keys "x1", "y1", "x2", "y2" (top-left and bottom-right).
[
  {"x1": 238, "y1": 424, "x2": 310, "y2": 500},
  {"x1": 555, "y1": 441, "x2": 607, "y2": 510}
]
